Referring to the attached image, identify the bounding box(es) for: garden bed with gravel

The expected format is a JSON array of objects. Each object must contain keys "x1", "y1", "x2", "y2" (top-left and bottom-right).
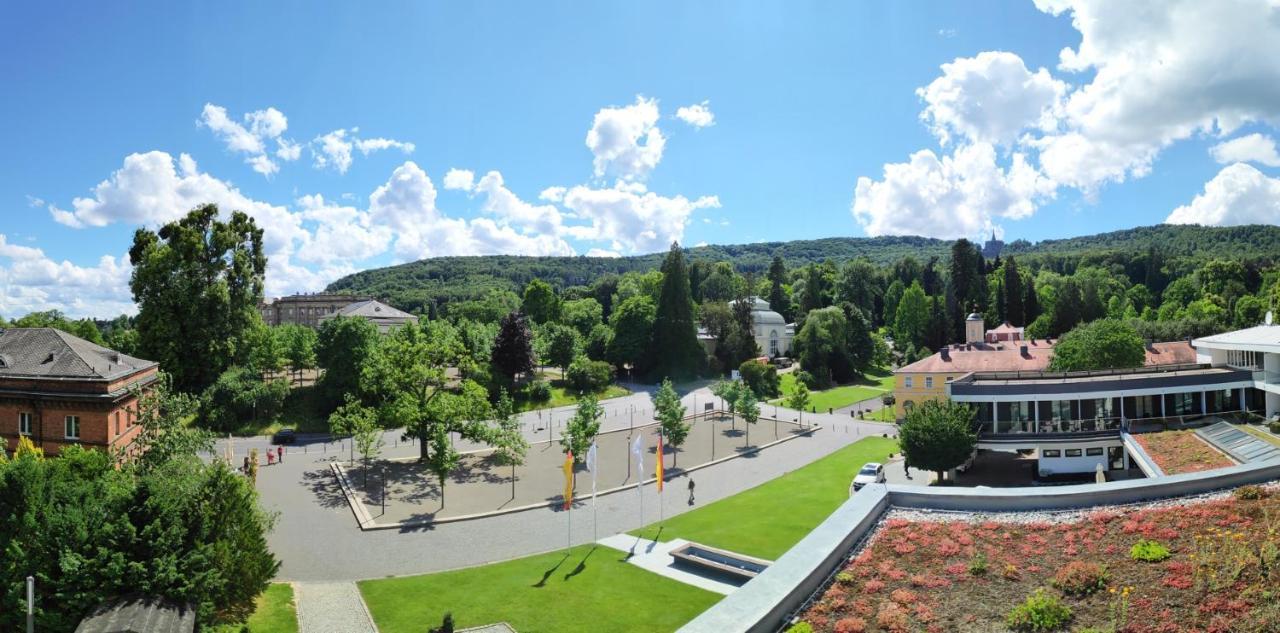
[
  {"x1": 791, "y1": 484, "x2": 1280, "y2": 632},
  {"x1": 1133, "y1": 430, "x2": 1235, "y2": 474}
]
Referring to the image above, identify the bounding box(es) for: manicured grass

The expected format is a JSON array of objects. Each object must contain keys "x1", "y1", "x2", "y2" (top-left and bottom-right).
[
  {"x1": 770, "y1": 368, "x2": 894, "y2": 412},
  {"x1": 1240, "y1": 424, "x2": 1280, "y2": 448},
  {"x1": 359, "y1": 545, "x2": 721, "y2": 633},
  {"x1": 244, "y1": 584, "x2": 299, "y2": 633},
  {"x1": 630, "y1": 436, "x2": 899, "y2": 560},
  {"x1": 515, "y1": 382, "x2": 631, "y2": 412}
]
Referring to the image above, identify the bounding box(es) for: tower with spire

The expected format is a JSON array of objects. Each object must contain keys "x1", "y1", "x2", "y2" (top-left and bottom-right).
[{"x1": 982, "y1": 229, "x2": 1004, "y2": 259}]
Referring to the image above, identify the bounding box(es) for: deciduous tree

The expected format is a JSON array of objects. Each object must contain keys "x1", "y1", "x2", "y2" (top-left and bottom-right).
[
  {"x1": 1048, "y1": 318, "x2": 1146, "y2": 372},
  {"x1": 653, "y1": 378, "x2": 689, "y2": 466},
  {"x1": 898, "y1": 399, "x2": 977, "y2": 483}
]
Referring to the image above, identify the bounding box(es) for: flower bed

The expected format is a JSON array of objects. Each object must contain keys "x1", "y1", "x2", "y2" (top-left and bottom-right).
[
  {"x1": 1134, "y1": 430, "x2": 1235, "y2": 474},
  {"x1": 794, "y1": 485, "x2": 1280, "y2": 632}
]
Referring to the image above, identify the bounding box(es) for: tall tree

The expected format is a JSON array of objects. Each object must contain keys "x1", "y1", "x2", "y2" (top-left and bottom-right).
[
  {"x1": 560, "y1": 394, "x2": 603, "y2": 463},
  {"x1": 894, "y1": 281, "x2": 929, "y2": 353},
  {"x1": 1023, "y1": 276, "x2": 1041, "y2": 325},
  {"x1": 607, "y1": 295, "x2": 656, "y2": 373},
  {"x1": 278, "y1": 323, "x2": 318, "y2": 386},
  {"x1": 316, "y1": 315, "x2": 380, "y2": 411},
  {"x1": 737, "y1": 387, "x2": 759, "y2": 447},
  {"x1": 647, "y1": 243, "x2": 705, "y2": 381},
  {"x1": 793, "y1": 306, "x2": 856, "y2": 387},
  {"x1": 948, "y1": 238, "x2": 984, "y2": 335},
  {"x1": 653, "y1": 378, "x2": 689, "y2": 466},
  {"x1": 1003, "y1": 256, "x2": 1024, "y2": 326},
  {"x1": 358, "y1": 320, "x2": 518, "y2": 501},
  {"x1": 521, "y1": 279, "x2": 561, "y2": 324},
  {"x1": 767, "y1": 255, "x2": 790, "y2": 321},
  {"x1": 801, "y1": 264, "x2": 828, "y2": 315},
  {"x1": 544, "y1": 323, "x2": 580, "y2": 377},
  {"x1": 1048, "y1": 319, "x2": 1146, "y2": 372},
  {"x1": 836, "y1": 259, "x2": 880, "y2": 322},
  {"x1": 491, "y1": 311, "x2": 536, "y2": 385},
  {"x1": 882, "y1": 280, "x2": 905, "y2": 329},
  {"x1": 128, "y1": 204, "x2": 266, "y2": 393},
  {"x1": 1051, "y1": 278, "x2": 1085, "y2": 337}
]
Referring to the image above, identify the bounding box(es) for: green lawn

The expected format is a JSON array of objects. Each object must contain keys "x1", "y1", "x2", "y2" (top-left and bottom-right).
[
  {"x1": 769, "y1": 367, "x2": 895, "y2": 412},
  {"x1": 515, "y1": 381, "x2": 630, "y2": 412},
  {"x1": 359, "y1": 545, "x2": 721, "y2": 633},
  {"x1": 629, "y1": 435, "x2": 898, "y2": 560},
  {"x1": 207, "y1": 583, "x2": 298, "y2": 633}
]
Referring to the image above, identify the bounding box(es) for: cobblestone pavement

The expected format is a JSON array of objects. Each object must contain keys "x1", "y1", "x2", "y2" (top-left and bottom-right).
[
  {"x1": 222, "y1": 386, "x2": 897, "y2": 582},
  {"x1": 294, "y1": 581, "x2": 377, "y2": 633}
]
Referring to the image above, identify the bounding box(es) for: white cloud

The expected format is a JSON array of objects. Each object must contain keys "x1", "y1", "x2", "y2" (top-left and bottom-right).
[
  {"x1": 539, "y1": 186, "x2": 566, "y2": 202},
  {"x1": 585, "y1": 248, "x2": 622, "y2": 258},
  {"x1": 917, "y1": 51, "x2": 1065, "y2": 147},
  {"x1": 561, "y1": 181, "x2": 720, "y2": 253},
  {"x1": 852, "y1": 143, "x2": 1055, "y2": 239},
  {"x1": 0, "y1": 234, "x2": 134, "y2": 318},
  {"x1": 1209, "y1": 133, "x2": 1280, "y2": 168},
  {"x1": 198, "y1": 103, "x2": 299, "y2": 177},
  {"x1": 585, "y1": 96, "x2": 666, "y2": 181},
  {"x1": 312, "y1": 128, "x2": 416, "y2": 174},
  {"x1": 1166, "y1": 163, "x2": 1280, "y2": 227},
  {"x1": 472, "y1": 171, "x2": 565, "y2": 236},
  {"x1": 675, "y1": 101, "x2": 715, "y2": 128},
  {"x1": 443, "y1": 168, "x2": 475, "y2": 191},
  {"x1": 355, "y1": 137, "x2": 416, "y2": 155},
  {"x1": 1029, "y1": 0, "x2": 1280, "y2": 189},
  {"x1": 294, "y1": 194, "x2": 392, "y2": 266}
]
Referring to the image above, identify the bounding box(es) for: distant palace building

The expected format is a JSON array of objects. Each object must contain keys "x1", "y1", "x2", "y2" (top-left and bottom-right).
[
  {"x1": 0, "y1": 327, "x2": 157, "y2": 458},
  {"x1": 981, "y1": 230, "x2": 1004, "y2": 259},
  {"x1": 259, "y1": 292, "x2": 375, "y2": 328},
  {"x1": 319, "y1": 299, "x2": 417, "y2": 333}
]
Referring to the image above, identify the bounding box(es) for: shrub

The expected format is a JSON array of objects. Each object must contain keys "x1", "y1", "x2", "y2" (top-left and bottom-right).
[
  {"x1": 786, "y1": 623, "x2": 814, "y2": 633},
  {"x1": 833, "y1": 617, "x2": 867, "y2": 633},
  {"x1": 968, "y1": 552, "x2": 988, "y2": 576},
  {"x1": 1129, "y1": 539, "x2": 1172, "y2": 562},
  {"x1": 1005, "y1": 589, "x2": 1072, "y2": 632},
  {"x1": 525, "y1": 379, "x2": 552, "y2": 402},
  {"x1": 1235, "y1": 484, "x2": 1268, "y2": 500},
  {"x1": 1051, "y1": 561, "x2": 1109, "y2": 596},
  {"x1": 566, "y1": 356, "x2": 612, "y2": 393},
  {"x1": 1269, "y1": 421, "x2": 1280, "y2": 435}
]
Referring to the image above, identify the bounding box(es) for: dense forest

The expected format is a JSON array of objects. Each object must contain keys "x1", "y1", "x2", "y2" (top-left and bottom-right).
[{"x1": 326, "y1": 224, "x2": 1280, "y2": 316}]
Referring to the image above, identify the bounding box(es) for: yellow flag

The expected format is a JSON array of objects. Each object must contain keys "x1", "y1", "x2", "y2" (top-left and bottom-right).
[
  {"x1": 656, "y1": 434, "x2": 664, "y2": 493},
  {"x1": 563, "y1": 451, "x2": 575, "y2": 510}
]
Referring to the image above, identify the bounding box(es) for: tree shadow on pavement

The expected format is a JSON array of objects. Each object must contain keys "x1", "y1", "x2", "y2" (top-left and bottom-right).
[{"x1": 301, "y1": 468, "x2": 349, "y2": 509}]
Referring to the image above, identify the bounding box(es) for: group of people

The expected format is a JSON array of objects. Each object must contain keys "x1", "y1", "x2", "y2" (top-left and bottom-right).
[{"x1": 241, "y1": 445, "x2": 285, "y2": 474}]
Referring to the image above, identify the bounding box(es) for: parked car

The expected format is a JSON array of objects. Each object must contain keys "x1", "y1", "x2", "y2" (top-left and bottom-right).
[
  {"x1": 852, "y1": 462, "x2": 886, "y2": 491},
  {"x1": 772, "y1": 356, "x2": 793, "y2": 368},
  {"x1": 272, "y1": 428, "x2": 297, "y2": 445}
]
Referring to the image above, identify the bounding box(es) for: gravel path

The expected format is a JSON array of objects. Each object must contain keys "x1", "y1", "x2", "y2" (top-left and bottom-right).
[{"x1": 294, "y1": 582, "x2": 377, "y2": 633}]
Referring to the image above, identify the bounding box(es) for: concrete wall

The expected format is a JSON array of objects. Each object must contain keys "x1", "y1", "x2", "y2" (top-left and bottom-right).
[{"x1": 680, "y1": 461, "x2": 1280, "y2": 633}]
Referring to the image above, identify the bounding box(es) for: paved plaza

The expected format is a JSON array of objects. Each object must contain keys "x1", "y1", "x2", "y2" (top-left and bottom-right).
[
  {"x1": 340, "y1": 414, "x2": 812, "y2": 527},
  {"x1": 212, "y1": 386, "x2": 897, "y2": 582}
]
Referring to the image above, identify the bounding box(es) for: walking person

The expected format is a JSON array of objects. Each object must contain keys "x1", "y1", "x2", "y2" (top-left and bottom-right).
[
  {"x1": 687, "y1": 477, "x2": 696, "y2": 505},
  {"x1": 242, "y1": 455, "x2": 250, "y2": 475},
  {"x1": 904, "y1": 457, "x2": 912, "y2": 480},
  {"x1": 277, "y1": 445, "x2": 284, "y2": 464}
]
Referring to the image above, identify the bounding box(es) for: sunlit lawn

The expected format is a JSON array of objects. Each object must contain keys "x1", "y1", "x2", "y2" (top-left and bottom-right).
[
  {"x1": 208, "y1": 583, "x2": 298, "y2": 633},
  {"x1": 515, "y1": 380, "x2": 630, "y2": 412},
  {"x1": 629, "y1": 436, "x2": 898, "y2": 560},
  {"x1": 359, "y1": 544, "x2": 720, "y2": 633},
  {"x1": 770, "y1": 367, "x2": 894, "y2": 412}
]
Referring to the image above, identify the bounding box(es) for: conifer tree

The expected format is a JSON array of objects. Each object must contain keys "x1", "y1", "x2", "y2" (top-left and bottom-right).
[{"x1": 647, "y1": 243, "x2": 705, "y2": 381}]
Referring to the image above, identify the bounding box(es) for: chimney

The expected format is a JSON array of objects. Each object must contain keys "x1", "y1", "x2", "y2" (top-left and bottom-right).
[
  {"x1": 940, "y1": 347, "x2": 950, "y2": 361},
  {"x1": 1020, "y1": 344, "x2": 1029, "y2": 357}
]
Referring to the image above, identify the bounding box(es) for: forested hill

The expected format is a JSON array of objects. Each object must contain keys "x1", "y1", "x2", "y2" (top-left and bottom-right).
[{"x1": 325, "y1": 224, "x2": 1280, "y2": 314}]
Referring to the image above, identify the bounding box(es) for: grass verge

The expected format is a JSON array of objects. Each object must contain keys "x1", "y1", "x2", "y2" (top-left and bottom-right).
[
  {"x1": 359, "y1": 544, "x2": 721, "y2": 633},
  {"x1": 629, "y1": 435, "x2": 898, "y2": 560},
  {"x1": 771, "y1": 368, "x2": 894, "y2": 412},
  {"x1": 208, "y1": 583, "x2": 298, "y2": 633}
]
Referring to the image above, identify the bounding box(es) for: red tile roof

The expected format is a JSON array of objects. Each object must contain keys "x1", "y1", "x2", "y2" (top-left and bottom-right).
[{"x1": 896, "y1": 340, "x2": 1196, "y2": 374}]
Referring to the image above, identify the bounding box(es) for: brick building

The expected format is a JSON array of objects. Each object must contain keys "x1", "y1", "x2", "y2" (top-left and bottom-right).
[
  {"x1": 258, "y1": 292, "x2": 375, "y2": 328},
  {"x1": 0, "y1": 327, "x2": 158, "y2": 457}
]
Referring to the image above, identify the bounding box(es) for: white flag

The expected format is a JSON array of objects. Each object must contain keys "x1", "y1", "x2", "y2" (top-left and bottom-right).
[
  {"x1": 631, "y1": 434, "x2": 645, "y2": 478},
  {"x1": 585, "y1": 442, "x2": 599, "y2": 495}
]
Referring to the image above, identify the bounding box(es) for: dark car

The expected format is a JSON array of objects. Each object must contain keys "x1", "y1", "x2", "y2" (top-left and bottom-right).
[{"x1": 272, "y1": 428, "x2": 297, "y2": 445}]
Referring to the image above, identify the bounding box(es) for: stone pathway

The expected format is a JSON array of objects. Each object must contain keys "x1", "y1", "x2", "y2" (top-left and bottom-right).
[{"x1": 294, "y1": 582, "x2": 378, "y2": 633}]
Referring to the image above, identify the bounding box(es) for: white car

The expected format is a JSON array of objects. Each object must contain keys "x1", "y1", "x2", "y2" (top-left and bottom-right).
[{"x1": 852, "y1": 462, "x2": 886, "y2": 491}]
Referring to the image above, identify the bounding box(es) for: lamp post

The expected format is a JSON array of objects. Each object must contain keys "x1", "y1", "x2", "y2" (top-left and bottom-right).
[{"x1": 27, "y1": 575, "x2": 34, "y2": 633}]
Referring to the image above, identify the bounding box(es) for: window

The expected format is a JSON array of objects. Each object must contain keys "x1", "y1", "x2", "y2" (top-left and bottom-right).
[
  {"x1": 925, "y1": 376, "x2": 934, "y2": 389},
  {"x1": 18, "y1": 412, "x2": 32, "y2": 436},
  {"x1": 115, "y1": 411, "x2": 122, "y2": 436},
  {"x1": 1086, "y1": 447, "x2": 1104, "y2": 456},
  {"x1": 1065, "y1": 449, "x2": 1083, "y2": 457},
  {"x1": 904, "y1": 376, "x2": 913, "y2": 389},
  {"x1": 1042, "y1": 449, "x2": 1061, "y2": 458},
  {"x1": 65, "y1": 415, "x2": 80, "y2": 440}
]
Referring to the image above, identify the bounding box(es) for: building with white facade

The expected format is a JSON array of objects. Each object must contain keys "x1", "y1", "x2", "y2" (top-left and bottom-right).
[{"x1": 744, "y1": 297, "x2": 794, "y2": 357}]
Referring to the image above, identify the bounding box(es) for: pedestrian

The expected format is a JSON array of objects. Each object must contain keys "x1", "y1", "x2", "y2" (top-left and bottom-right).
[
  {"x1": 242, "y1": 455, "x2": 250, "y2": 475},
  {"x1": 266, "y1": 450, "x2": 276, "y2": 466},
  {"x1": 904, "y1": 458, "x2": 912, "y2": 480},
  {"x1": 687, "y1": 478, "x2": 696, "y2": 505},
  {"x1": 277, "y1": 445, "x2": 284, "y2": 464}
]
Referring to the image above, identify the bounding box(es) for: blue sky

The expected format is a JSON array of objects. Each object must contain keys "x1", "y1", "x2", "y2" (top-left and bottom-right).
[{"x1": 3, "y1": 1, "x2": 1279, "y2": 317}]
